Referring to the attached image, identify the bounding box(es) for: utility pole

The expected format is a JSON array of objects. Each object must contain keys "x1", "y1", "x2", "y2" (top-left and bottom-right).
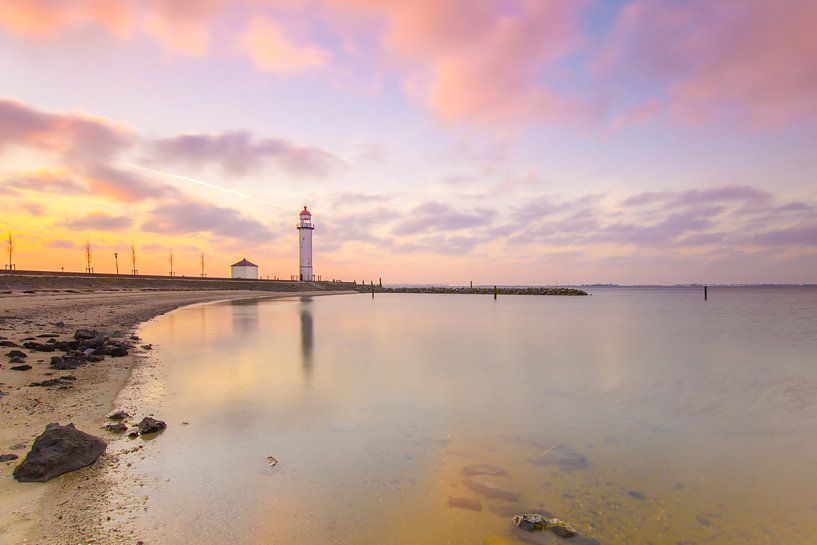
[
  {"x1": 5, "y1": 231, "x2": 14, "y2": 271},
  {"x1": 114, "y1": 252, "x2": 119, "y2": 275},
  {"x1": 169, "y1": 248, "x2": 175, "y2": 277},
  {"x1": 200, "y1": 251, "x2": 205, "y2": 278},
  {"x1": 130, "y1": 242, "x2": 138, "y2": 275},
  {"x1": 85, "y1": 241, "x2": 93, "y2": 274}
]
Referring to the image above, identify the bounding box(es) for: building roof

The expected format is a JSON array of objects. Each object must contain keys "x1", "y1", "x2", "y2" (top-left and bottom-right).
[
  {"x1": 300, "y1": 206, "x2": 311, "y2": 216},
  {"x1": 231, "y1": 258, "x2": 258, "y2": 268}
]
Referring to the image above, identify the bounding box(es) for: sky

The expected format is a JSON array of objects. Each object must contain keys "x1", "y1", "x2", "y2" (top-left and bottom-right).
[{"x1": 0, "y1": 0, "x2": 815, "y2": 285}]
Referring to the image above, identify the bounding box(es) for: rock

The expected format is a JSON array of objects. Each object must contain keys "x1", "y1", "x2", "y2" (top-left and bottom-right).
[
  {"x1": 50, "y1": 356, "x2": 75, "y2": 370},
  {"x1": 1, "y1": 453, "x2": 19, "y2": 462},
  {"x1": 448, "y1": 496, "x2": 483, "y2": 511},
  {"x1": 462, "y1": 464, "x2": 507, "y2": 477},
  {"x1": 108, "y1": 410, "x2": 130, "y2": 421},
  {"x1": 530, "y1": 446, "x2": 589, "y2": 471},
  {"x1": 104, "y1": 423, "x2": 128, "y2": 433},
  {"x1": 11, "y1": 364, "x2": 32, "y2": 371},
  {"x1": 137, "y1": 417, "x2": 167, "y2": 435},
  {"x1": 9, "y1": 357, "x2": 26, "y2": 364},
  {"x1": 0, "y1": 340, "x2": 20, "y2": 347},
  {"x1": 29, "y1": 378, "x2": 70, "y2": 387},
  {"x1": 267, "y1": 456, "x2": 278, "y2": 467},
  {"x1": 465, "y1": 476, "x2": 520, "y2": 502},
  {"x1": 512, "y1": 514, "x2": 581, "y2": 540},
  {"x1": 13, "y1": 423, "x2": 107, "y2": 482},
  {"x1": 37, "y1": 334, "x2": 60, "y2": 338},
  {"x1": 22, "y1": 342, "x2": 55, "y2": 352},
  {"x1": 6, "y1": 350, "x2": 27, "y2": 359},
  {"x1": 74, "y1": 329, "x2": 98, "y2": 340},
  {"x1": 141, "y1": 344, "x2": 153, "y2": 350},
  {"x1": 627, "y1": 491, "x2": 646, "y2": 500},
  {"x1": 109, "y1": 345, "x2": 129, "y2": 357},
  {"x1": 127, "y1": 431, "x2": 139, "y2": 438}
]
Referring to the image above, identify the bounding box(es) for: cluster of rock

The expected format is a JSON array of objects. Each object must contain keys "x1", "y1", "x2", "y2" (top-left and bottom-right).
[
  {"x1": 443, "y1": 446, "x2": 603, "y2": 544},
  {"x1": 104, "y1": 411, "x2": 167, "y2": 438},
  {"x1": 3, "y1": 328, "x2": 136, "y2": 382},
  {"x1": 8, "y1": 413, "x2": 167, "y2": 483},
  {"x1": 368, "y1": 286, "x2": 589, "y2": 296}
]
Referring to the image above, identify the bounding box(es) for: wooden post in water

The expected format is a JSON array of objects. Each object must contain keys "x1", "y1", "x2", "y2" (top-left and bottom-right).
[
  {"x1": 704, "y1": 285, "x2": 708, "y2": 301},
  {"x1": 470, "y1": 280, "x2": 473, "y2": 288},
  {"x1": 372, "y1": 284, "x2": 375, "y2": 299},
  {"x1": 493, "y1": 285, "x2": 497, "y2": 300}
]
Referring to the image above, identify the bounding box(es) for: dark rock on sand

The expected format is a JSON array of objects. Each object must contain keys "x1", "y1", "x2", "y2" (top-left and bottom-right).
[
  {"x1": 530, "y1": 445, "x2": 589, "y2": 471},
  {"x1": 109, "y1": 345, "x2": 129, "y2": 357},
  {"x1": 22, "y1": 342, "x2": 55, "y2": 352},
  {"x1": 104, "y1": 423, "x2": 128, "y2": 433},
  {"x1": 9, "y1": 357, "x2": 26, "y2": 364},
  {"x1": 6, "y1": 350, "x2": 27, "y2": 359},
  {"x1": 50, "y1": 356, "x2": 76, "y2": 370},
  {"x1": 127, "y1": 431, "x2": 139, "y2": 438},
  {"x1": 13, "y1": 423, "x2": 107, "y2": 482},
  {"x1": 74, "y1": 329, "x2": 98, "y2": 340},
  {"x1": 1, "y1": 453, "x2": 19, "y2": 462},
  {"x1": 448, "y1": 496, "x2": 483, "y2": 511},
  {"x1": 108, "y1": 410, "x2": 130, "y2": 421},
  {"x1": 141, "y1": 344, "x2": 153, "y2": 350},
  {"x1": 138, "y1": 417, "x2": 167, "y2": 435},
  {"x1": 0, "y1": 340, "x2": 20, "y2": 347},
  {"x1": 11, "y1": 364, "x2": 32, "y2": 371},
  {"x1": 29, "y1": 378, "x2": 71, "y2": 387},
  {"x1": 462, "y1": 464, "x2": 507, "y2": 477},
  {"x1": 627, "y1": 491, "x2": 646, "y2": 500}
]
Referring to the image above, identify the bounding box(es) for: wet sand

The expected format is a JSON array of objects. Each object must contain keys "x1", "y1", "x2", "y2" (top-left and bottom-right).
[{"x1": 0, "y1": 287, "x2": 352, "y2": 544}]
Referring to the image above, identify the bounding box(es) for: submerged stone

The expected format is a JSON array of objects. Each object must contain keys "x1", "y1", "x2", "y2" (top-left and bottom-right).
[
  {"x1": 465, "y1": 476, "x2": 520, "y2": 502},
  {"x1": 530, "y1": 445, "x2": 589, "y2": 471},
  {"x1": 462, "y1": 464, "x2": 507, "y2": 477},
  {"x1": 447, "y1": 496, "x2": 483, "y2": 511}
]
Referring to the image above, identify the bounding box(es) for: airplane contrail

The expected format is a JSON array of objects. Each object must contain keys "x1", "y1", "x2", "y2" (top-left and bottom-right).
[{"x1": 117, "y1": 161, "x2": 289, "y2": 210}]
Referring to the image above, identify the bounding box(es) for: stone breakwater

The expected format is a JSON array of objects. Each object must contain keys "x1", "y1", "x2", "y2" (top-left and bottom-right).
[{"x1": 363, "y1": 286, "x2": 589, "y2": 296}]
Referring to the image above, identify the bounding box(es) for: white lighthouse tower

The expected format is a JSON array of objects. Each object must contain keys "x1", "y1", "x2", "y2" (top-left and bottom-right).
[{"x1": 297, "y1": 206, "x2": 314, "y2": 281}]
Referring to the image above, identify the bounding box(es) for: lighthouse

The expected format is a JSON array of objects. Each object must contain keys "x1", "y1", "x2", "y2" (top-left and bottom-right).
[{"x1": 297, "y1": 206, "x2": 314, "y2": 281}]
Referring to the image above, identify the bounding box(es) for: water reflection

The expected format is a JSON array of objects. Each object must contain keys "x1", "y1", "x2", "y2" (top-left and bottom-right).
[
  {"x1": 229, "y1": 297, "x2": 260, "y2": 335},
  {"x1": 127, "y1": 288, "x2": 817, "y2": 545},
  {"x1": 300, "y1": 297, "x2": 314, "y2": 380}
]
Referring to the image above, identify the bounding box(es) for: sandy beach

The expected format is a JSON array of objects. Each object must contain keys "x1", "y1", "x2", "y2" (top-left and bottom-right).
[{"x1": 0, "y1": 284, "x2": 353, "y2": 544}]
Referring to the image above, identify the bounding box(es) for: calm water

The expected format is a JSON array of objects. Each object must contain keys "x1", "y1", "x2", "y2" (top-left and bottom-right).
[{"x1": 112, "y1": 288, "x2": 817, "y2": 544}]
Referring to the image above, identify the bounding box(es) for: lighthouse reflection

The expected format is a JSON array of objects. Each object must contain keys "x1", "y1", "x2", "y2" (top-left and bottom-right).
[{"x1": 299, "y1": 297, "x2": 314, "y2": 380}]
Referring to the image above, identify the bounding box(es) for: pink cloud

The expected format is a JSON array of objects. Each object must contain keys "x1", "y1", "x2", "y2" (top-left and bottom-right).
[
  {"x1": 0, "y1": 0, "x2": 132, "y2": 38},
  {"x1": 242, "y1": 15, "x2": 330, "y2": 74},
  {"x1": 596, "y1": 0, "x2": 817, "y2": 127},
  {"x1": 332, "y1": 0, "x2": 588, "y2": 126},
  {"x1": 0, "y1": 98, "x2": 134, "y2": 162}
]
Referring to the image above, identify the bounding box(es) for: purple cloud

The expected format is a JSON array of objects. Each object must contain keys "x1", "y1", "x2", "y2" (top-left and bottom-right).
[
  {"x1": 392, "y1": 202, "x2": 495, "y2": 236},
  {"x1": 752, "y1": 223, "x2": 817, "y2": 247},
  {"x1": 150, "y1": 131, "x2": 343, "y2": 177},
  {"x1": 0, "y1": 98, "x2": 134, "y2": 162},
  {"x1": 141, "y1": 200, "x2": 274, "y2": 242},
  {"x1": 61, "y1": 212, "x2": 133, "y2": 230},
  {"x1": 624, "y1": 185, "x2": 769, "y2": 208}
]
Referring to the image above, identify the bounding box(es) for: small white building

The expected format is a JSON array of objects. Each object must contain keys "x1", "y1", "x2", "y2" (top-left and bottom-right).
[{"x1": 230, "y1": 258, "x2": 259, "y2": 279}]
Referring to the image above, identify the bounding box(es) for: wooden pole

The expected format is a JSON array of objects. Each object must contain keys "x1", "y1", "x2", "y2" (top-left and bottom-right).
[
  {"x1": 372, "y1": 284, "x2": 375, "y2": 298},
  {"x1": 704, "y1": 285, "x2": 708, "y2": 301},
  {"x1": 493, "y1": 285, "x2": 497, "y2": 300}
]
